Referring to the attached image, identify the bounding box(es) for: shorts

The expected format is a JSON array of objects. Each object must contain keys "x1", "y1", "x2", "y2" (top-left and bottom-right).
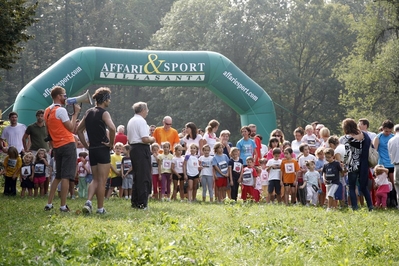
[
  {"x1": 88, "y1": 146, "x2": 111, "y2": 166},
  {"x1": 21, "y1": 178, "x2": 34, "y2": 189},
  {"x1": 122, "y1": 174, "x2": 133, "y2": 189},
  {"x1": 109, "y1": 176, "x2": 122, "y2": 187},
  {"x1": 268, "y1": 180, "x2": 282, "y2": 195},
  {"x1": 54, "y1": 142, "x2": 77, "y2": 180},
  {"x1": 33, "y1": 176, "x2": 46, "y2": 185},
  {"x1": 172, "y1": 173, "x2": 184, "y2": 181},
  {"x1": 334, "y1": 182, "x2": 344, "y2": 200},
  {"x1": 85, "y1": 174, "x2": 93, "y2": 184},
  {"x1": 187, "y1": 174, "x2": 199, "y2": 180},
  {"x1": 326, "y1": 183, "x2": 339, "y2": 199},
  {"x1": 283, "y1": 183, "x2": 295, "y2": 187},
  {"x1": 215, "y1": 177, "x2": 227, "y2": 188}
]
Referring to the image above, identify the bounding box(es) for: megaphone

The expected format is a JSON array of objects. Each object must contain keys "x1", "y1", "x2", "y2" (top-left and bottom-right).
[{"x1": 66, "y1": 90, "x2": 93, "y2": 106}]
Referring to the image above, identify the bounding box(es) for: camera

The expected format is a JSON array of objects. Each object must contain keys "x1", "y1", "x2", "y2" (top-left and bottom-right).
[{"x1": 44, "y1": 134, "x2": 52, "y2": 142}]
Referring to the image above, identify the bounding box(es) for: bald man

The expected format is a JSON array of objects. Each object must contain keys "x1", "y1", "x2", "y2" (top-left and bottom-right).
[{"x1": 152, "y1": 116, "x2": 180, "y2": 150}]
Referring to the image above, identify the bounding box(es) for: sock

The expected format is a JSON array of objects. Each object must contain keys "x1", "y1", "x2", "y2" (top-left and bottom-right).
[
  {"x1": 97, "y1": 208, "x2": 104, "y2": 212},
  {"x1": 86, "y1": 200, "x2": 92, "y2": 205},
  {"x1": 60, "y1": 205, "x2": 66, "y2": 210},
  {"x1": 46, "y1": 203, "x2": 53, "y2": 207}
]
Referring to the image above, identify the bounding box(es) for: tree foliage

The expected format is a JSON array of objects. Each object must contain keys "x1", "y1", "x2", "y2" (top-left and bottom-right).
[
  {"x1": 0, "y1": 0, "x2": 37, "y2": 72},
  {"x1": 336, "y1": 0, "x2": 399, "y2": 130}
]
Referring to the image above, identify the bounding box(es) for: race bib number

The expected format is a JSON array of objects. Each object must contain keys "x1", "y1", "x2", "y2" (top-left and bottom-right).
[
  {"x1": 162, "y1": 159, "x2": 172, "y2": 170},
  {"x1": 233, "y1": 162, "x2": 242, "y2": 173}
]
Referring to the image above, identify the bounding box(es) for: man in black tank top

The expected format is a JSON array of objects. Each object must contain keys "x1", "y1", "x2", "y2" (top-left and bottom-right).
[{"x1": 77, "y1": 87, "x2": 116, "y2": 214}]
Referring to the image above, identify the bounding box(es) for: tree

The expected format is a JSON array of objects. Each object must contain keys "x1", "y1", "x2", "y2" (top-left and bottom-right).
[
  {"x1": 0, "y1": 0, "x2": 37, "y2": 73},
  {"x1": 336, "y1": 0, "x2": 399, "y2": 130}
]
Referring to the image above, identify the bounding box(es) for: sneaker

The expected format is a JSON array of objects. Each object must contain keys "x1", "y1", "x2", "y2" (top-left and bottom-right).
[
  {"x1": 44, "y1": 204, "x2": 53, "y2": 211},
  {"x1": 96, "y1": 208, "x2": 107, "y2": 214},
  {"x1": 82, "y1": 202, "x2": 92, "y2": 214},
  {"x1": 60, "y1": 205, "x2": 70, "y2": 212},
  {"x1": 71, "y1": 195, "x2": 76, "y2": 200}
]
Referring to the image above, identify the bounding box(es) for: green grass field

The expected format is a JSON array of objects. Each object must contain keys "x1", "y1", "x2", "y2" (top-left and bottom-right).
[{"x1": 1, "y1": 195, "x2": 399, "y2": 265}]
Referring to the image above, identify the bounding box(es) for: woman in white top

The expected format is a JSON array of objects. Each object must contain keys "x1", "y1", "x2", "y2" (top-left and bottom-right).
[
  {"x1": 183, "y1": 122, "x2": 205, "y2": 156},
  {"x1": 202, "y1": 119, "x2": 220, "y2": 155}
]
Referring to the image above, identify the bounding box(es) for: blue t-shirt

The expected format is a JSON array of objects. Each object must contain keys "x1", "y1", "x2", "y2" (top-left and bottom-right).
[
  {"x1": 377, "y1": 133, "x2": 394, "y2": 168},
  {"x1": 236, "y1": 138, "x2": 256, "y2": 163},
  {"x1": 212, "y1": 154, "x2": 229, "y2": 177}
]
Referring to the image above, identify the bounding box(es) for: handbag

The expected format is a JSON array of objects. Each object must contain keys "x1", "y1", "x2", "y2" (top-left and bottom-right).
[{"x1": 368, "y1": 146, "x2": 379, "y2": 168}]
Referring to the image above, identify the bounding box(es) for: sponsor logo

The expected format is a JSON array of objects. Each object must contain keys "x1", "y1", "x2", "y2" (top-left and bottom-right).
[
  {"x1": 100, "y1": 54, "x2": 206, "y2": 81},
  {"x1": 43, "y1": 67, "x2": 83, "y2": 98}
]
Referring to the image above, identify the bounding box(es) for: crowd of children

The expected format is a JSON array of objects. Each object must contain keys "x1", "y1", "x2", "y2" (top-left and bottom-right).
[{"x1": 1, "y1": 120, "x2": 395, "y2": 212}]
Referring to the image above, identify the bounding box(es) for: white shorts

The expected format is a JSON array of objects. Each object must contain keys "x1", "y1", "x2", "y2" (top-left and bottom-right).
[{"x1": 325, "y1": 184, "x2": 339, "y2": 199}]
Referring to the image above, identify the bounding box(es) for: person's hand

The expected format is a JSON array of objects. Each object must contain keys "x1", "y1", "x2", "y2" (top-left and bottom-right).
[{"x1": 73, "y1": 104, "x2": 81, "y2": 115}]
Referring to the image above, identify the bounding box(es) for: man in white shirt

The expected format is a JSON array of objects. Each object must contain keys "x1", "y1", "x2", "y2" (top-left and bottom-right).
[
  {"x1": 388, "y1": 124, "x2": 399, "y2": 206},
  {"x1": 358, "y1": 118, "x2": 377, "y2": 140},
  {"x1": 1, "y1": 112, "x2": 26, "y2": 154},
  {"x1": 127, "y1": 102, "x2": 155, "y2": 210}
]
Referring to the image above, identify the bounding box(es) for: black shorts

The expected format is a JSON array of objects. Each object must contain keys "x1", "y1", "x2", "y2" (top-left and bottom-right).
[
  {"x1": 283, "y1": 183, "x2": 295, "y2": 187},
  {"x1": 89, "y1": 146, "x2": 111, "y2": 166},
  {"x1": 173, "y1": 173, "x2": 184, "y2": 181},
  {"x1": 54, "y1": 142, "x2": 77, "y2": 180},
  {"x1": 109, "y1": 176, "x2": 122, "y2": 187},
  {"x1": 268, "y1": 180, "x2": 281, "y2": 195},
  {"x1": 187, "y1": 174, "x2": 199, "y2": 180},
  {"x1": 388, "y1": 167, "x2": 394, "y2": 174}
]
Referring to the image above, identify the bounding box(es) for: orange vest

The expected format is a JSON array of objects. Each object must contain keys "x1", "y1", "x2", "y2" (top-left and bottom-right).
[{"x1": 44, "y1": 105, "x2": 75, "y2": 148}]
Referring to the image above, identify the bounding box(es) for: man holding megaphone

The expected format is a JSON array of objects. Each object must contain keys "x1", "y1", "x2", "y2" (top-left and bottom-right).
[{"x1": 44, "y1": 86, "x2": 81, "y2": 212}]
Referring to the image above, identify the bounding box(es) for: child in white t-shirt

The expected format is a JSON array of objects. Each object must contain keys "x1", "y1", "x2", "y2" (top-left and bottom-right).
[
  {"x1": 266, "y1": 148, "x2": 283, "y2": 203},
  {"x1": 183, "y1": 143, "x2": 201, "y2": 202},
  {"x1": 171, "y1": 144, "x2": 185, "y2": 201},
  {"x1": 199, "y1": 144, "x2": 214, "y2": 202},
  {"x1": 259, "y1": 158, "x2": 269, "y2": 201}
]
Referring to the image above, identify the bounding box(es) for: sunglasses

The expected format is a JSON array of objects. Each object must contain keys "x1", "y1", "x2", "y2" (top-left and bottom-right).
[
  {"x1": 273, "y1": 135, "x2": 281, "y2": 137},
  {"x1": 165, "y1": 123, "x2": 172, "y2": 126}
]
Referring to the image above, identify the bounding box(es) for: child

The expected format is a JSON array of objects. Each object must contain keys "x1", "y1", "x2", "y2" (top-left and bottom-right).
[
  {"x1": 151, "y1": 143, "x2": 161, "y2": 200},
  {"x1": 121, "y1": 144, "x2": 133, "y2": 200},
  {"x1": 199, "y1": 144, "x2": 214, "y2": 202},
  {"x1": 76, "y1": 152, "x2": 90, "y2": 199},
  {"x1": 297, "y1": 144, "x2": 316, "y2": 205},
  {"x1": 183, "y1": 143, "x2": 201, "y2": 202},
  {"x1": 171, "y1": 144, "x2": 185, "y2": 201},
  {"x1": 374, "y1": 165, "x2": 391, "y2": 209},
  {"x1": 20, "y1": 152, "x2": 34, "y2": 197},
  {"x1": 302, "y1": 160, "x2": 321, "y2": 206},
  {"x1": 315, "y1": 147, "x2": 326, "y2": 206},
  {"x1": 265, "y1": 137, "x2": 283, "y2": 160},
  {"x1": 239, "y1": 157, "x2": 259, "y2": 202},
  {"x1": 158, "y1": 142, "x2": 173, "y2": 201},
  {"x1": 266, "y1": 148, "x2": 283, "y2": 203},
  {"x1": 106, "y1": 142, "x2": 123, "y2": 198},
  {"x1": 301, "y1": 125, "x2": 320, "y2": 154},
  {"x1": 228, "y1": 147, "x2": 243, "y2": 201},
  {"x1": 212, "y1": 142, "x2": 230, "y2": 203},
  {"x1": 259, "y1": 158, "x2": 269, "y2": 201},
  {"x1": 281, "y1": 147, "x2": 300, "y2": 205},
  {"x1": 2, "y1": 146, "x2": 22, "y2": 196},
  {"x1": 322, "y1": 148, "x2": 343, "y2": 211},
  {"x1": 33, "y1": 148, "x2": 48, "y2": 197}
]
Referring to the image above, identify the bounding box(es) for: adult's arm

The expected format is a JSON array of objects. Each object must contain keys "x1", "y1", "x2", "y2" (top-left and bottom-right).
[
  {"x1": 76, "y1": 117, "x2": 89, "y2": 150},
  {"x1": 103, "y1": 111, "x2": 116, "y2": 148}
]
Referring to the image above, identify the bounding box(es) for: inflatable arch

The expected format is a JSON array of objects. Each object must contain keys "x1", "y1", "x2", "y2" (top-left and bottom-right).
[{"x1": 13, "y1": 47, "x2": 276, "y2": 139}]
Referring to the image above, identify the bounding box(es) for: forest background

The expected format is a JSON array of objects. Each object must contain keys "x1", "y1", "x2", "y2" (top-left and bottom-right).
[{"x1": 1, "y1": 0, "x2": 399, "y2": 143}]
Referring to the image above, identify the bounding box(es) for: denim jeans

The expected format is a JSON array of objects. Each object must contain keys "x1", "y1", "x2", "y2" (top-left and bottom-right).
[{"x1": 347, "y1": 171, "x2": 372, "y2": 210}]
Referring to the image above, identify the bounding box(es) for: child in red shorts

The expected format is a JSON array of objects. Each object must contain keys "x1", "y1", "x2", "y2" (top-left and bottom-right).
[
  {"x1": 239, "y1": 157, "x2": 259, "y2": 202},
  {"x1": 212, "y1": 142, "x2": 230, "y2": 203}
]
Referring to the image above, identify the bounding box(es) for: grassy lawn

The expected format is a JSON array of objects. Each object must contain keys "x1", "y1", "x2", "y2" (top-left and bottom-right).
[{"x1": 1, "y1": 195, "x2": 399, "y2": 265}]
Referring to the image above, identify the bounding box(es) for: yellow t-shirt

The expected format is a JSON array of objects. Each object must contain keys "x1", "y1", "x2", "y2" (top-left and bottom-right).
[
  {"x1": 4, "y1": 156, "x2": 22, "y2": 177},
  {"x1": 109, "y1": 153, "x2": 123, "y2": 178},
  {"x1": 158, "y1": 153, "x2": 174, "y2": 174}
]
